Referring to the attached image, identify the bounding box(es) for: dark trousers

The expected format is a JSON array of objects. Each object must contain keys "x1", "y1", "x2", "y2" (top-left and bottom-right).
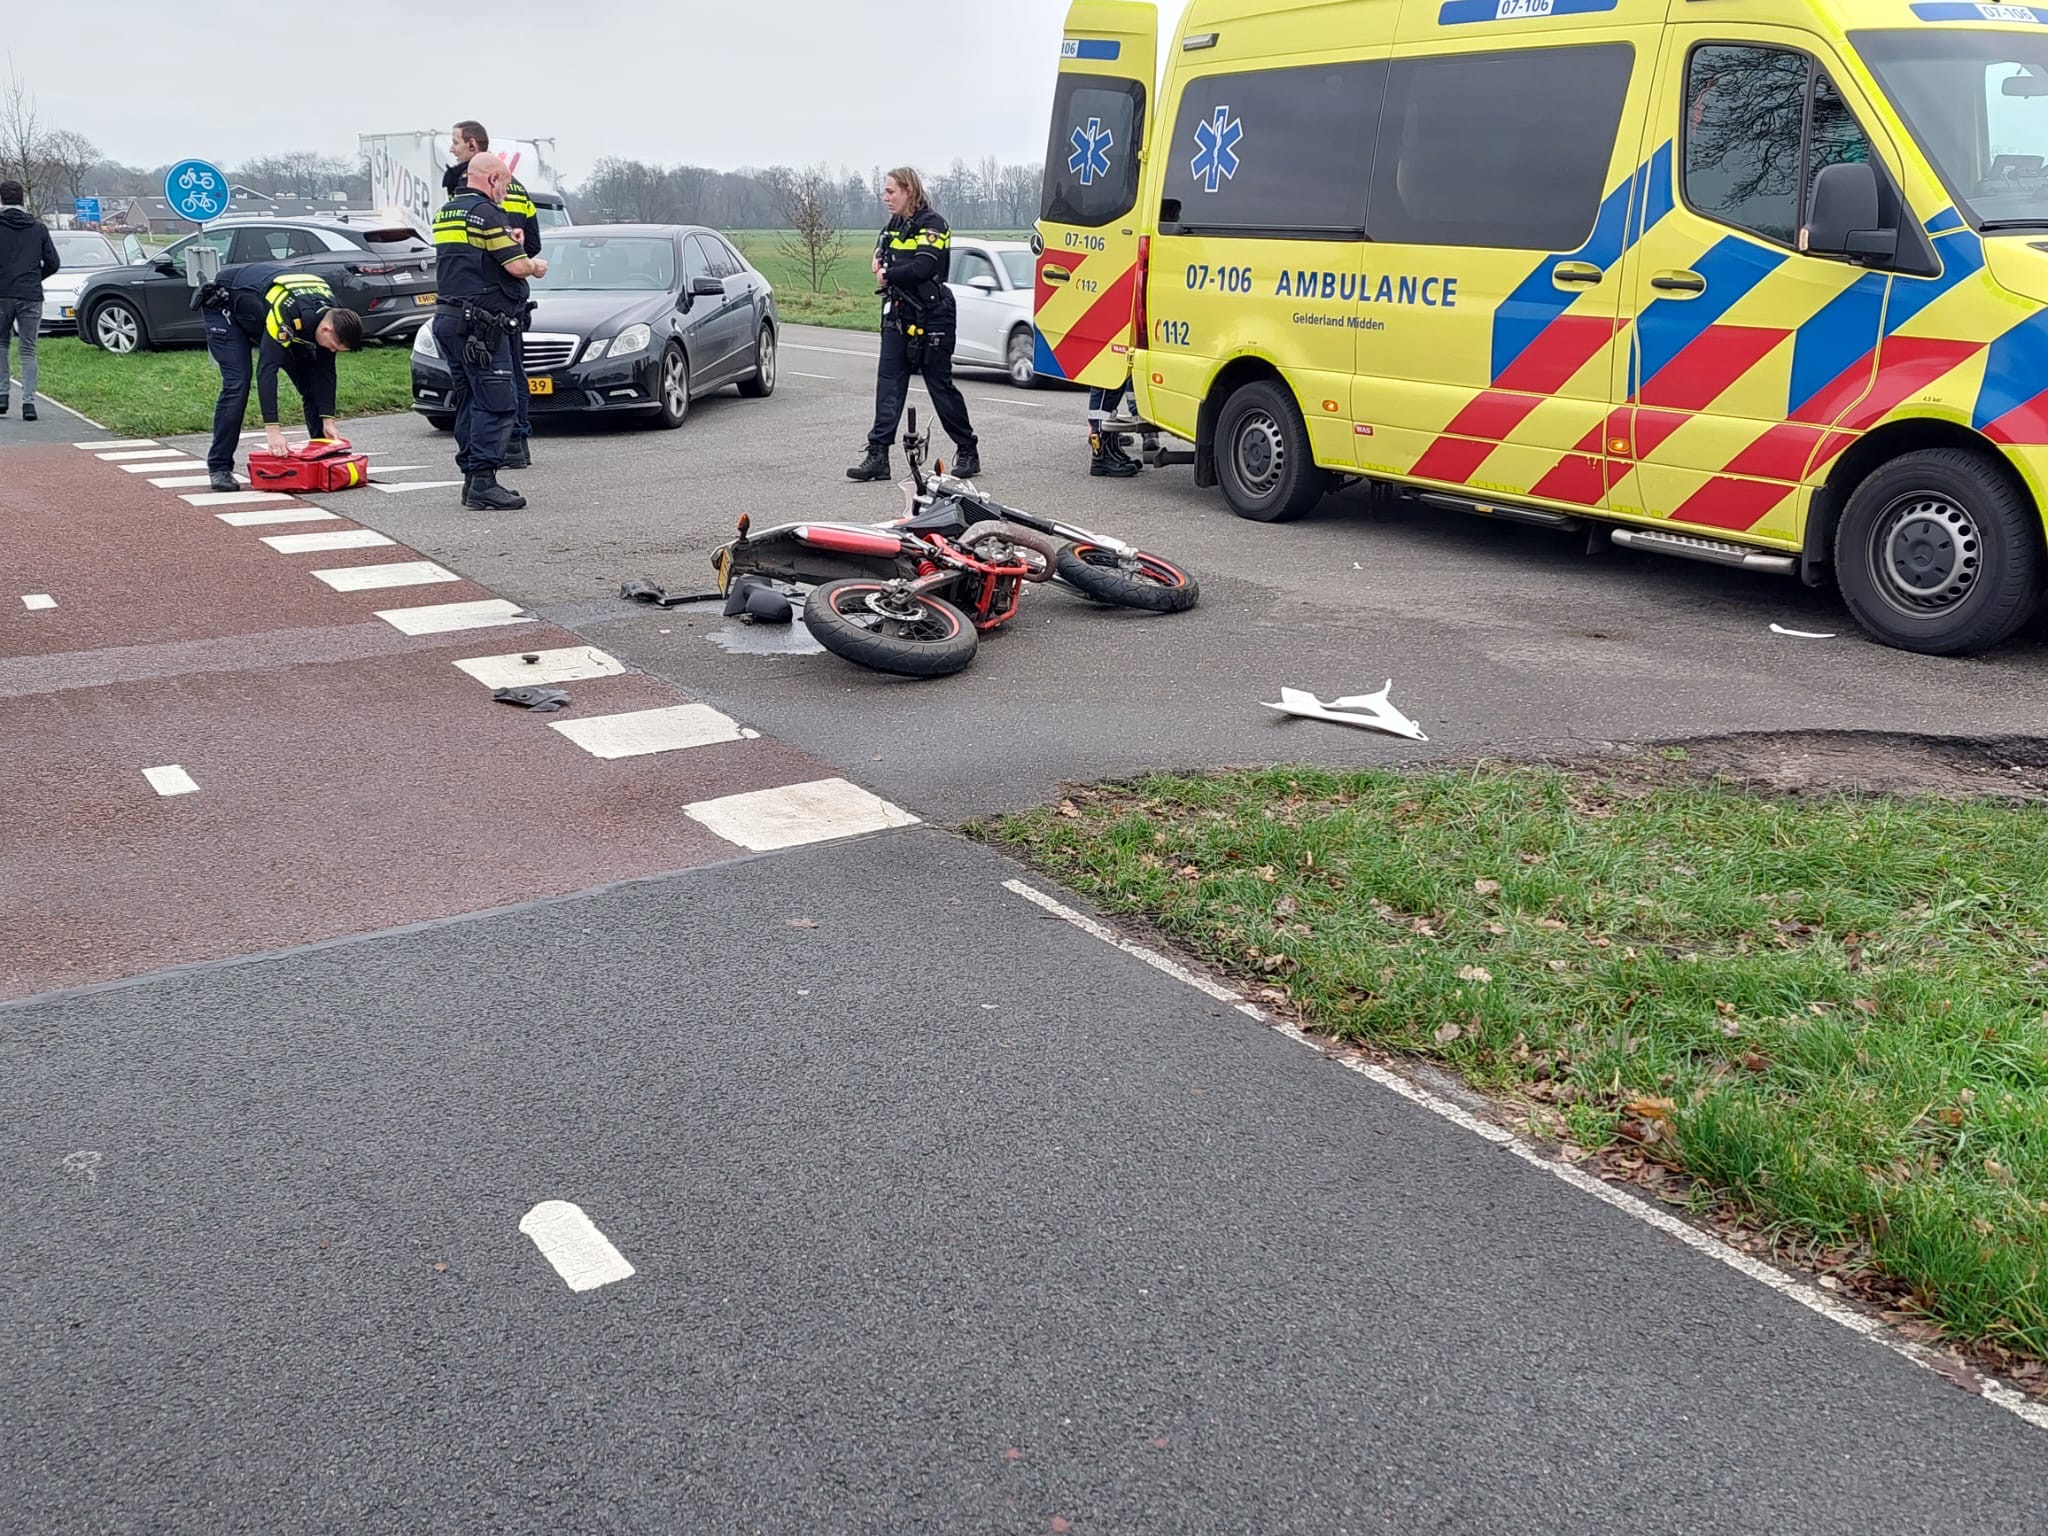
[
  {"x1": 867, "y1": 324, "x2": 977, "y2": 453},
  {"x1": 510, "y1": 326, "x2": 531, "y2": 441},
  {"x1": 433, "y1": 312, "x2": 518, "y2": 474},
  {"x1": 205, "y1": 312, "x2": 317, "y2": 474}
]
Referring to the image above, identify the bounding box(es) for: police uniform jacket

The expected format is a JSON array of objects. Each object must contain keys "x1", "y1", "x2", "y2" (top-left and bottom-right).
[
  {"x1": 220, "y1": 261, "x2": 338, "y2": 426},
  {"x1": 877, "y1": 208, "x2": 956, "y2": 328},
  {"x1": 434, "y1": 187, "x2": 528, "y2": 316},
  {"x1": 444, "y1": 161, "x2": 544, "y2": 261}
]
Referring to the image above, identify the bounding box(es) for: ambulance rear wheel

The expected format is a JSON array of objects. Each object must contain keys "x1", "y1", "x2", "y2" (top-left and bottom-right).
[
  {"x1": 1834, "y1": 448, "x2": 2045, "y2": 655},
  {"x1": 1217, "y1": 379, "x2": 1326, "y2": 523}
]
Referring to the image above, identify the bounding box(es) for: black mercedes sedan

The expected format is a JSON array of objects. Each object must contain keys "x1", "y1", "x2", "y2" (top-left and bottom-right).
[{"x1": 411, "y1": 224, "x2": 778, "y2": 430}]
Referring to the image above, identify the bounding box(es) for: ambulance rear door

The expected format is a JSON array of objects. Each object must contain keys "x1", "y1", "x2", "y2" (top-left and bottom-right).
[{"x1": 1034, "y1": 1, "x2": 1158, "y2": 388}]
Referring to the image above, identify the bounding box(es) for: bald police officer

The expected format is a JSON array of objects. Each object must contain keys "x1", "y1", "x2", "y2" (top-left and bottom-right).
[
  {"x1": 445, "y1": 119, "x2": 544, "y2": 468},
  {"x1": 432, "y1": 153, "x2": 546, "y2": 510}
]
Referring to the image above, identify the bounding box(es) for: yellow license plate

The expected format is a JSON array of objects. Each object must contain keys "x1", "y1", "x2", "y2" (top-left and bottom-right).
[
  {"x1": 414, "y1": 292, "x2": 437, "y2": 306},
  {"x1": 528, "y1": 377, "x2": 554, "y2": 396}
]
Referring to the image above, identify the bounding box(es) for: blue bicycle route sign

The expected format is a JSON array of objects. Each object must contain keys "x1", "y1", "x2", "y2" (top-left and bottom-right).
[{"x1": 163, "y1": 159, "x2": 229, "y2": 223}]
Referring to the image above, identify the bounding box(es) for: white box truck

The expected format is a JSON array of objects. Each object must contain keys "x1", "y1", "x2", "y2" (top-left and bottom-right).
[{"x1": 359, "y1": 131, "x2": 571, "y2": 236}]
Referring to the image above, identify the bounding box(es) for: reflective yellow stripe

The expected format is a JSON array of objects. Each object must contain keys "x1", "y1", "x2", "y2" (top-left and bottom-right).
[{"x1": 263, "y1": 274, "x2": 333, "y2": 344}]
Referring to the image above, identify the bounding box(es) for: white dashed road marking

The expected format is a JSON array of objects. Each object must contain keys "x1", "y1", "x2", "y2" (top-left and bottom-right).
[
  {"x1": 684, "y1": 777, "x2": 919, "y2": 852},
  {"x1": 259, "y1": 528, "x2": 395, "y2": 554},
  {"x1": 550, "y1": 703, "x2": 758, "y2": 759},
  {"x1": 452, "y1": 646, "x2": 624, "y2": 689},
  {"x1": 22, "y1": 594, "x2": 56, "y2": 611},
  {"x1": 216, "y1": 507, "x2": 341, "y2": 527},
  {"x1": 370, "y1": 480, "x2": 466, "y2": 494},
  {"x1": 75, "y1": 439, "x2": 159, "y2": 450},
  {"x1": 142, "y1": 765, "x2": 200, "y2": 797},
  {"x1": 95, "y1": 449, "x2": 185, "y2": 462},
  {"x1": 179, "y1": 491, "x2": 298, "y2": 508},
  {"x1": 375, "y1": 599, "x2": 533, "y2": 636},
  {"x1": 519, "y1": 1201, "x2": 635, "y2": 1292},
  {"x1": 311, "y1": 561, "x2": 461, "y2": 593},
  {"x1": 150, "y1": 473, "x2": 247, "y2": 489},
  {"x1": 119, "y1": 458, "x2": 199, "y2": 473}
]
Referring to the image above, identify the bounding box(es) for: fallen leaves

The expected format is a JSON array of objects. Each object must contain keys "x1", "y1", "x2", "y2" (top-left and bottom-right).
[
  {"x1": 1474, "y1": 878, "x2": 1502, "y2": 897},
  {"x1": 1057, "y1": 800, "x2": 1080, "y2": 818},
  {"x1": 1434, "y1": 1021, "x2": 1464, "y2": 1045},
  {"x1": 1456, "y1": 965, "x2": 1493, "y2": 984}
]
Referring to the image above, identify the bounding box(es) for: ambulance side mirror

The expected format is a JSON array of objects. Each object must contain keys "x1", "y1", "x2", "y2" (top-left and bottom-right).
[{"x1": 1802, "y1": 161, "x2": 1895, "y2": 264}]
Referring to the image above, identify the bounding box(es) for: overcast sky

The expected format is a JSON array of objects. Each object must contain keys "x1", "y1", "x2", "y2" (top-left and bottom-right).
[{"x1": 6, "y1": 0, "x2": 1174, "y2": 183}]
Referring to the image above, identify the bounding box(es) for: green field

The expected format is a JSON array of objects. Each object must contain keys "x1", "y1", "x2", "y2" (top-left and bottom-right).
[
  {"x1": 29, "y1": 336, "x2": 417, "y2": 438},
  {"x1": 993, "y1": 760, "x2": 2048, "y2": 1364},
  {"x1": 731, "y1": 229, "x2": 1033, "y2": 332}
]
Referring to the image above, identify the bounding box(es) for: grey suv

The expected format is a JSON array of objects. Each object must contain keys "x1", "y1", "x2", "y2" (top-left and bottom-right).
[{"x1": 73, "y1": 216, "x2": 437, "y2": 354}]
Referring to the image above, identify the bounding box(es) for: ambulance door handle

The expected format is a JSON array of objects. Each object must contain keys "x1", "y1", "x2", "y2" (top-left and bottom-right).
[
  {"x1": 1553, "y1": 262, "x2": 1603, "y2": 288},
  {"x1": 1042, "y1": 265, "x2": 1073, "y2": 286},
  {"x1": 1652, "y1": 270, "x2": 1707, "y2": 295}
]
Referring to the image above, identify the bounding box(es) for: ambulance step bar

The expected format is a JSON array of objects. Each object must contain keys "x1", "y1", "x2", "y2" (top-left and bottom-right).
[
  {"x1": 1609, "y1": 527, "x2": 1797, "y2": 575},
  {"x1": 1412, "y1": 491, "x2": 1583, "y2": 531}
]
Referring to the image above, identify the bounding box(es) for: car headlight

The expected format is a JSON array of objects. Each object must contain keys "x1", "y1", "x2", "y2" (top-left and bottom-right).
[
  {"x1": 582, "y1": 338, "x2": 610, "y2": 363},
  {"x1": 413, "y1": 324, "x2": 440, "y2": 359},
  {"x1": 609, "y1": 323, "x2": 651, "y2": 358}
]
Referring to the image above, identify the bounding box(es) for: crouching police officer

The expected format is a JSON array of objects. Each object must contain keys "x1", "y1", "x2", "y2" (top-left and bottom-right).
[
  {"x1": 197, "y1": 263, "x2": 362, "y2": 492},
  {"x1": 432, "y1": 152, "x2": 546, "y2": 510},
  {"x1": 847, "y1": 167, "x2": 980, "y2": 483}
]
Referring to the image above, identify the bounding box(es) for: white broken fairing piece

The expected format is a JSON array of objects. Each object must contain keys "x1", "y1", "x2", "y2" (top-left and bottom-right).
[
  {"x1": 1261, "y1": 683, "x2": 1428, "y2": 742},
  {"x1": 1769, "y1": 623, "x2": 1838, "y2": 639}
]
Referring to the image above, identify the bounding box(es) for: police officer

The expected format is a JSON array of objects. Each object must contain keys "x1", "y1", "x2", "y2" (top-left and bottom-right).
[
  {"x1": 847, "y1": 167, "x2": 980, "y2": 483},
  {"x1": 445, "y1": 120, "x2": 544, "y2": 468},
  {"x1": 432, "y1": 153, "x2": 547, "y2": 511},
  {"x1": 198, "y1": 263, "x2": 363, "y2": 492}
]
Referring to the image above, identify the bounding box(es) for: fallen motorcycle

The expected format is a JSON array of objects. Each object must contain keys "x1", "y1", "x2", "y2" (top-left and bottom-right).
[{"x1": 710, "y1": 410, "x2": 1198, "y2": 678}]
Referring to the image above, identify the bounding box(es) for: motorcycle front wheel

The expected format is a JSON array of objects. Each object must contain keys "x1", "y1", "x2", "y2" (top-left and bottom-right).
[
  {"x1": 1054, "y1": 542, "x2": 1200, "y2": 613},
  {"x1": 803, "y1": 579, "x2": 980, "y2": 678}
]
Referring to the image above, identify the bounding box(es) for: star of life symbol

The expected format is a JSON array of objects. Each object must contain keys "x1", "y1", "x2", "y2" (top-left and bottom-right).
[
  {"x1": 1069, "y1": 117, "x2": 1114, "y2": 187},
  {"x1": 1191, "y1": 106, "x2": 1244, "y2": 194}
]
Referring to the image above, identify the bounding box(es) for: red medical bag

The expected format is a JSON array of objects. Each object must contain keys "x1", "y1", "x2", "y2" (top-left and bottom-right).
[{"x1": 247, "y1": 438, "x2": 371, "y2": 493}]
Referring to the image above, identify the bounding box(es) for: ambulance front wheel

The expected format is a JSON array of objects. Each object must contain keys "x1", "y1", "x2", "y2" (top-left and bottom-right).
[
  {"x1": 1834, "y1": 448, "x2": 2045, "y2": 656},
  {"x1": 1216, "y1": 379, "x2": 1327, "y2": 523}
]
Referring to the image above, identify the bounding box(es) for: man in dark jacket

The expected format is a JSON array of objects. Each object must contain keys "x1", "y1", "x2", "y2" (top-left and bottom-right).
[
  {"x1": 445, "y1": 120, "x2": 544, "y2": 468},
  {"x1": 0, "y1": 180, "x2": 61, "y2": 422}
]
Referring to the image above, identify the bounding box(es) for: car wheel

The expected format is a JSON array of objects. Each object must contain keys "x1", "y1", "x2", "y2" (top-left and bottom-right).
[
  {"x1": 89, "y1": 297, "x2": 146, "y2": 355},
  {"x1": 738, "y1": 323, "x2": 776, "y2": 399},
  {"x1": 656, "y1": 344, "x2": 689, "y2": 429},
  {"x1": 1832, "y1": 448, "x2": 2045, "y2": 655},
  {"x1": 1006, "y1": 327, "x2": 1036, "y2": 388},
  {"x1": 1215, "y1": 378, "x2": 1328, "y2": 523}
]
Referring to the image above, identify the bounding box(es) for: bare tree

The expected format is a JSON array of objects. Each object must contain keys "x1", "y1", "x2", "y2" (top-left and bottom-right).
[
  {"x1": 41, "y1": 128, "x2": 98, "y2": 205},
  {"x1": 769, "y1": 164, "x2": 844, "y2": 292},
  {"x1": 999, "y1": 163, "x2": 1041, "y2": 230},
  {"x1": 0, "y1": 60, "x2": 46, "y2": 206}
]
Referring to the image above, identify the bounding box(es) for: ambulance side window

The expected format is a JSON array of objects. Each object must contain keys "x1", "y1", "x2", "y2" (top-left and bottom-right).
[
  {"x1": 1041, "y1": 77, "x2": 1145, "y2": 228},
  {"x1": 1161, "y1": 62, "x2": 1382, "y2": 235},
  {"x1": 1684, "y1": 46, "x2": 1871, "y2": 248}
]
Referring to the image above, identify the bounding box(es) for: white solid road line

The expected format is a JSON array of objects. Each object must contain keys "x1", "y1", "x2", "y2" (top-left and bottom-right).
[
  {"x1": 782, "y1": 341, "x2": 876, "y2": 359},
  {"x1": 550, "y1": 703, "x2": 757, "y2": 760},
  {"x1": 786, "y1": 370, "x2": 837, "y2": 380},
  {"x1": 76, "y1": 438, "x2": 158, "y2": 450},
  {"x1": 684, "y1": 777, "x2": 919, "y2": 852},
  {"x1": 452, "y1": 645, "x2": 624, "y2": 690},
  {"x1": 259, "y1": 528, "x2": 394, "y2": 555},
  {"x1": 22, "y1": 594, "x2": 56, "y2": 611},
  {"x1": 519, "y1": 1201, "x2": 635, "y2": 1293},
  {"x1": 216, "y1": 508, "x2": 341, "y2": 527},
  {"x1": 375, "y1": 598, "x2": 533, "y2": 637},
  {"x1": 311, "y1": 561, "x2": 460, "y2": 593},
  {"x1": 142, "y1": 765, "x2": 200, "y2": 797},
  {"x1": 1000, "y1": 877, "x2": 2048, "y2": 1436}
]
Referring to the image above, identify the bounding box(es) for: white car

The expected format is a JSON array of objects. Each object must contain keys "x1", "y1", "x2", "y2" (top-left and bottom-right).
[
  {"x1": 42, "y1": 230, "x2": 140, "y2": 335},
  {"x1": 946, "y1": 238, "x2": 1039, "y2": 387}
]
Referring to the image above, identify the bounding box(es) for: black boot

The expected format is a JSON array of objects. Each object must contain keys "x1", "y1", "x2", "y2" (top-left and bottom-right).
[
  {"x1": 208, "y1": 471, "x2": 238, "y2": 492},
  {"x1": 503, "y1": 436, "x2": 531, "y2": 470},
  {"x1": 464, "y1": 470, "x2": 527, "y2": 510},
  {"x1": 846, "y1": 447, "x2": 890, "y2": 482},
  {"x1": 1107, "y1": 433, "x2": 1143, "y2": 471},
  {"x1": 951, "y1": 446, "x2": 981, "y2": 479},
  {"x1": 1089, "y1": 433, "x2": 1138, "y2": 478},
  {"x1": 19, "y1": 402, "x2": 33, "y2": 422},
  {"x1": 0, "y1": 397, "x2": 9, "y2": 418}
]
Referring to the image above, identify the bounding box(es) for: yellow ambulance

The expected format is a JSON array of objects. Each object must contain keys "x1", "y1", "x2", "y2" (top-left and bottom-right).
[{"x1": 1032, "y1": 0, "x2": 2048, "y2": 653}]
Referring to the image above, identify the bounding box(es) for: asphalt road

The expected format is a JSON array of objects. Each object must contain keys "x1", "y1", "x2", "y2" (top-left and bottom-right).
[
  {"x1": 7, "y1": 328, "x2": 2046, "y2": 1531},
  {"x1": 10, "y1": 833, "x2": 2047, "y2": 1536},
  {"x1": 249, "y1": 322, "x2": 2048, "y2": 822}
]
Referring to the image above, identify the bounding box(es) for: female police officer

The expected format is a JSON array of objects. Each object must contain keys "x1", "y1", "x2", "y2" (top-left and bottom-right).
[{"x1": 846, "y1": 167, "x2": 981, "y2": 483}]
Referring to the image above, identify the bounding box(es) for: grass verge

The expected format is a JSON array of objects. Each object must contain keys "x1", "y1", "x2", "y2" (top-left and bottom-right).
[
  {"x1": 29, "y1": 336, "x2": 417, "y2": 438},
  {"x1": 988, "y1": 759, "x2": 2048, "y2": 1367},
  {"x1": 732, "y1": 230, "x2": 1032, "y2": 333}
]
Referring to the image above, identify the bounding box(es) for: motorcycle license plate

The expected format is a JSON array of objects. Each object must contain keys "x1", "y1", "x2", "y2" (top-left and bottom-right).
[{"x1": 528, "y1": 377, "x2": 554, "y2": 396}]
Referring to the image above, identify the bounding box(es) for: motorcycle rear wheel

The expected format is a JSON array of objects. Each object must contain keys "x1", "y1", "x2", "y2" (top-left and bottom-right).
[
  {"x1": 803, "y1": 579, "x2": 980, "y2": 678},
  {"x1": 1054, "y1": 542, "x2": 1201, "y2": 613}
]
